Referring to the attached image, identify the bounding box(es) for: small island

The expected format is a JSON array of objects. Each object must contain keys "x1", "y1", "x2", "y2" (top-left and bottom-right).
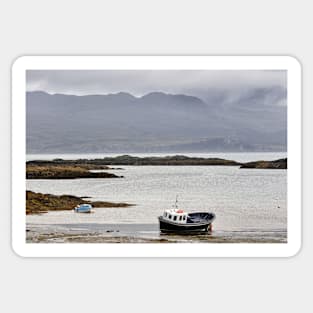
[
  {"x1": 26, "y1": 190, "x2": 133, "y2": 215},
  {"x1": 240, "y1": 158, "x2": 287, "y2": 169},
  {"x1": 26, "y1": 162, "x2": 123, "y2": 179}
]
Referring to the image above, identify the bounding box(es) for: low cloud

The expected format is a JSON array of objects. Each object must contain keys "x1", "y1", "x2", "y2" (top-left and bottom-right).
[{"x1": 27, "y1": 70, "x2": 286, "y2": 102}]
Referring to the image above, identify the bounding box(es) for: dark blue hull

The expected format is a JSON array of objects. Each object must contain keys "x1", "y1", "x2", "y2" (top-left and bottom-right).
[{"x1": 159, "y1": 212, "x2": 215, "y2": 233}]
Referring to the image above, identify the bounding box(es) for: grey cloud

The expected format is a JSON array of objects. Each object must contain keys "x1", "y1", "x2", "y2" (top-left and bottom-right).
[{"x1": 26, "y1": 70, "x2": 287, "y2": 105}]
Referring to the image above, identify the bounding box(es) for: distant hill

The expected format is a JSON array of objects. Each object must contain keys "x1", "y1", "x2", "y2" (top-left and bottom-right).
[{"x1": 26, "y1": 90, "x2": 287, "y2": 153}]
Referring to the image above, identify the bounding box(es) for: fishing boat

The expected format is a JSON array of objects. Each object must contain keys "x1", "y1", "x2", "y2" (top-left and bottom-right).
[
  {"x1": 74, "y1": 203, "x2": 92, "y2": 213},
  {"x1": 158, "y1": 197, "x2": 215, "y2": 233}
]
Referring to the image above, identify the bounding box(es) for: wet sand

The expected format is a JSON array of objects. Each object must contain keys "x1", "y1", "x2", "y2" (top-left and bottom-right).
[{"x1": 26, "y1": 223, "x2": 287, "y2": 243}]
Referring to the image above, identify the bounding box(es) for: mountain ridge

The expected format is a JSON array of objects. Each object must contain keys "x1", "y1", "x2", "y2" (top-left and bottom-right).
[{"x1": 26, "y1": 90, "x2": 287, "y2": 153}]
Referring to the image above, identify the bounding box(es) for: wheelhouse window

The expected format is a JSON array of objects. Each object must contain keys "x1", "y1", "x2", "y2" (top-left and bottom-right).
[
  {"x1": 173, "y1": 216, "x2": 177, "y2": 221},
  {"x1": 179, "y1": 216, "x2": 182, "y2": 221},
  {"x1": 169, "y1": 215, "x2": 172, "y2": 219}
]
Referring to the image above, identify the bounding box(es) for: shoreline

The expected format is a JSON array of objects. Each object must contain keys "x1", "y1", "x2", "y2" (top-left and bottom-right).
[
  {"x1": 27, "y1": 155, "x2": 287, "y2": 175},
  {"x1": 26, "y1": 163, "x2": 123, "y2": 180},
  {"x1": 26, "y1": 223, "x2": 287, "y2": 244}
]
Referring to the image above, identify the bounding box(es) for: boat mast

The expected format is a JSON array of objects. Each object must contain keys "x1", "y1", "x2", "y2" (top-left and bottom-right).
[{"x1": 175, "y1": 195, "x2": 178, "y2": 209}]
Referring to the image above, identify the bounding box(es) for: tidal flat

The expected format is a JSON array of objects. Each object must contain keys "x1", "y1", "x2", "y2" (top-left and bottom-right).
[{"x1": 26, "y1": 223, "x2": 287, "y2": 244}]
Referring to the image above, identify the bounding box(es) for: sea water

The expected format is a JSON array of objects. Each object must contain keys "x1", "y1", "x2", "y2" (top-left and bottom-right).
[{"x1": 26, "y1": 153, "x2": 287, "y2": 236}]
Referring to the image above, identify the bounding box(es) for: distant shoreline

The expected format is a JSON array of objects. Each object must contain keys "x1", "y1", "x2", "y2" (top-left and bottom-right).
[
  {"x1": 27, "y1": 151, "x2": 287, "y2": 159},
  {"x1": 27, "y1": 155, "x2": 287, "y2": 175}
]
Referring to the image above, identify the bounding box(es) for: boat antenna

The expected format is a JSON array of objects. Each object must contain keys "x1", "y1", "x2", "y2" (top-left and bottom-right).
[{"x1": 175, "y1": 195, "x2": 178, "y2": 209}]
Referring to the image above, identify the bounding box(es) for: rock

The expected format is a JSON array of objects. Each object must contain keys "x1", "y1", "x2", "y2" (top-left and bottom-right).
[
  {"x1": 26, "y1": 164, "x2": 122, "y2": 179},
  {"x1": 240, "y1": 158, "x2": 287, "y2": 169}
]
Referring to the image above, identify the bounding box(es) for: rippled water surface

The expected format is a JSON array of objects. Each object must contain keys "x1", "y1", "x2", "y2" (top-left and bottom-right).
[{"x1": 27, "y1": 153, "x2": 287, "y2": 234}]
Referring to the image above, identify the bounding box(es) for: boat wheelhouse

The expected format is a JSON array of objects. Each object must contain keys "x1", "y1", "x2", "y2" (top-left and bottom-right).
[{"x1": 162, "y1": 209, "x2": 188, "y2": 224}]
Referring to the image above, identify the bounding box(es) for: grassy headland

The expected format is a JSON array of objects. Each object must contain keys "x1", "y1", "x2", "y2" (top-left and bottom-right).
[
  {"x1": 26, "y1": 190, "x2": 132, "y2": 215},
  {"x1": 26, "y1": 162, "x2": 123, "y2": 179}
]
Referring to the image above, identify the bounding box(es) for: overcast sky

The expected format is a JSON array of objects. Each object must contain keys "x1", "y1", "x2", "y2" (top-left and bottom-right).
[{"x1": 26, "y1": 70, "x2": 287, "y2": 103}]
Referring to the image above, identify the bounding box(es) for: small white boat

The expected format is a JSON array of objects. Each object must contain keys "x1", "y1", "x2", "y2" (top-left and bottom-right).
[{"x1": 74, "y1": 204, "x2": 92, "y2": 213}]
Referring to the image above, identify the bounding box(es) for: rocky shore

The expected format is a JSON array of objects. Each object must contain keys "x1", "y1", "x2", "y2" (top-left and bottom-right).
[
  {"x1": 240, "y1": 158, "x2": 287, "y2": 169},
  {"x1": 27, "y1": 155, "x2": 287, "y2": 173},
  {"x1": 28, "y1": 155, "x2": 238, "y2": 167},
  {"x1": 27, "y1": 155, "x2": 241, "y2": 166},
  {"x1": 26, "y1": 190, "x2": 132, "y2": 215},
  {"x1": 26, "y1": 163, "x2": 123, "y2": 179}
]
